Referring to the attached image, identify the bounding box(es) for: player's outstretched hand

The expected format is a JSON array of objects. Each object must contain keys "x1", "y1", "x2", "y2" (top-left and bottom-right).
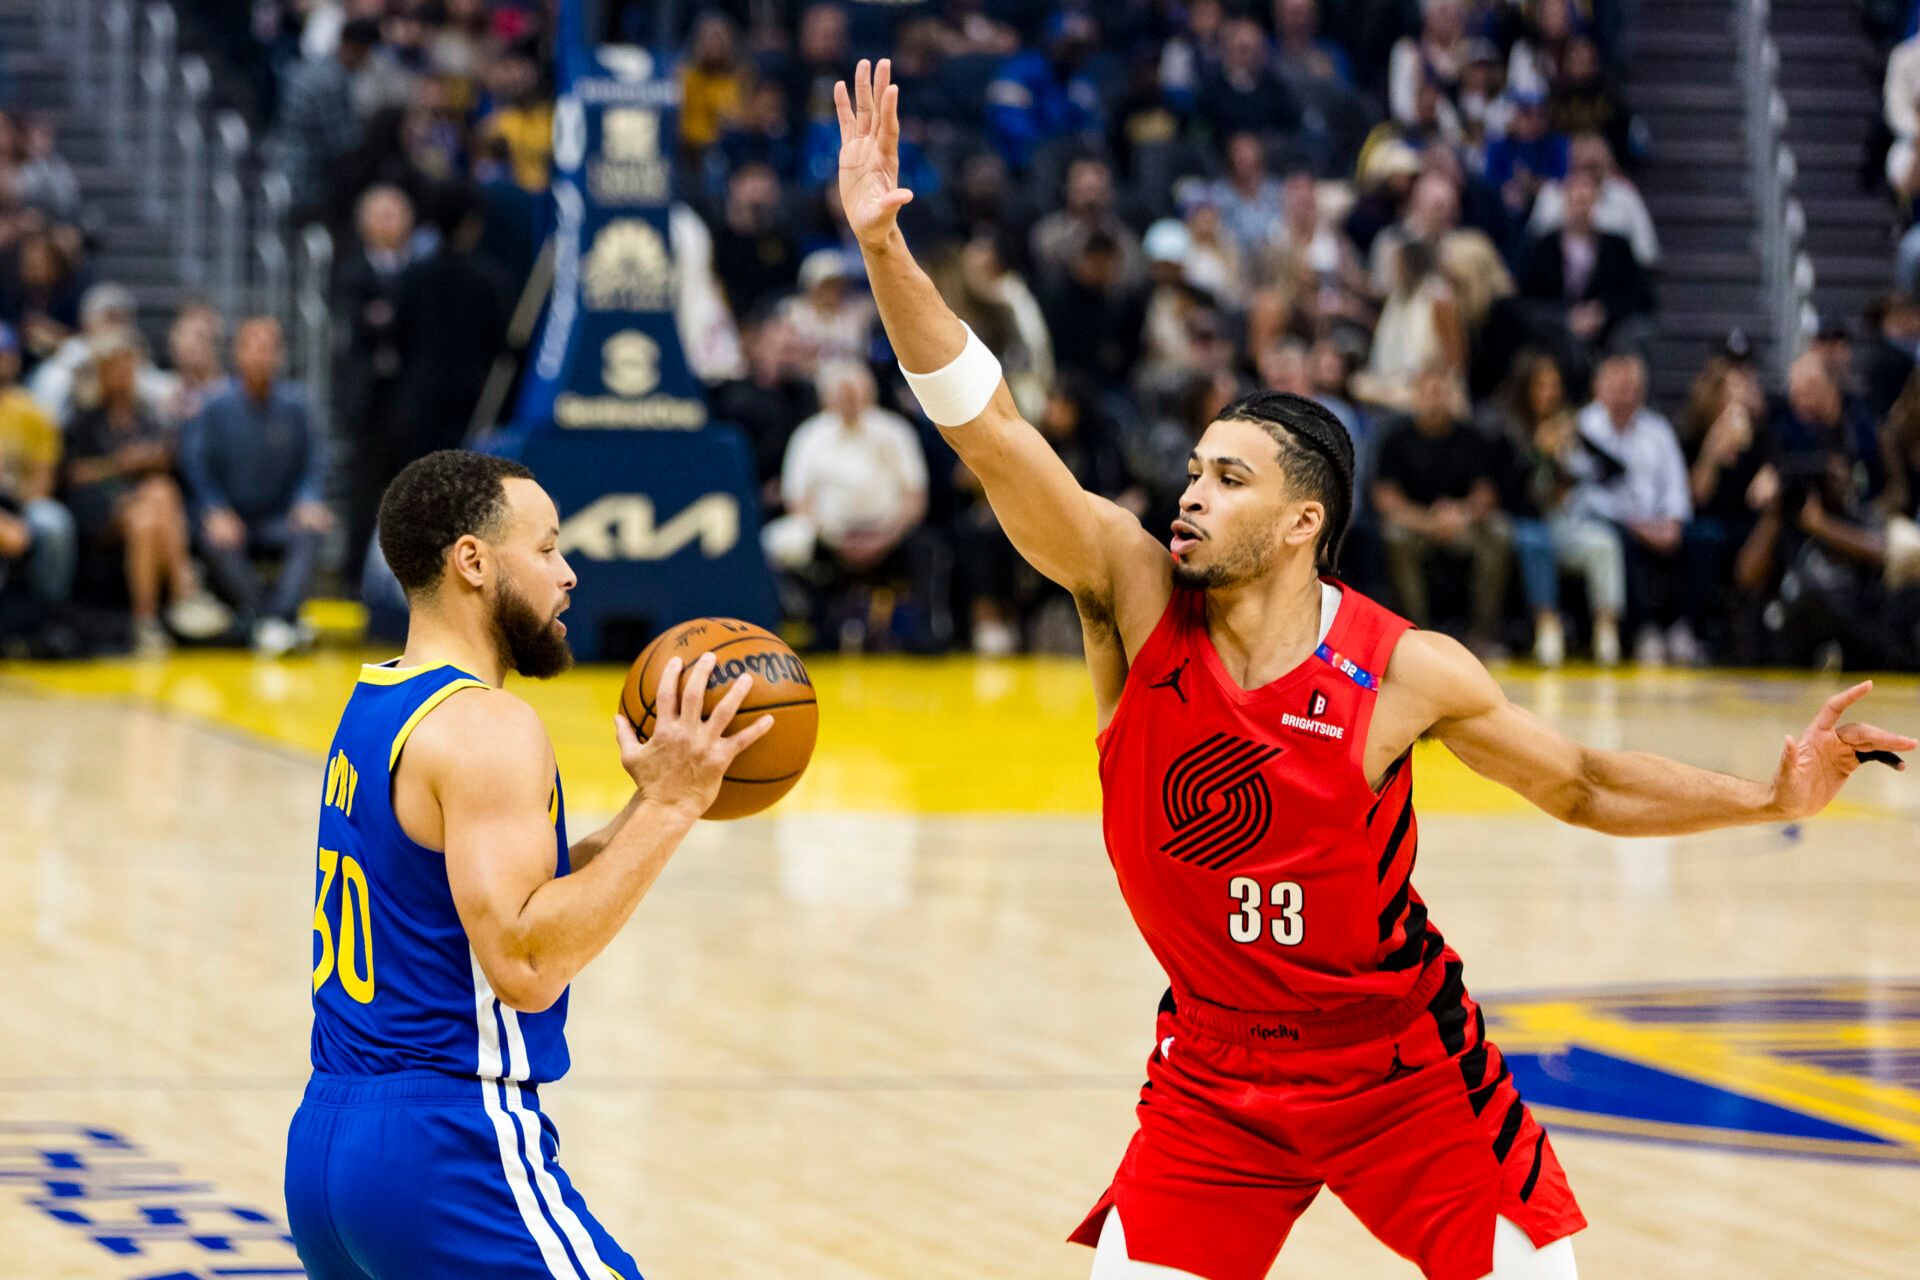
[
  {"x1": 1769, "y1": 680, "x2": 1916, "y2": 820},
  {"x1": 835, "y1": 57, "x2": 912, "y2": 249},
  {"x1": 615, "y1": 653, "x2": 775, "y2": 818}
]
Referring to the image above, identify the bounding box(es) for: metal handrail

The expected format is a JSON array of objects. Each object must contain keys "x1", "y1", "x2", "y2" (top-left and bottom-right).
[
  {"x1": 175, "y1": 118, "x2": 205, "y2": 284},
  {"x1": 103, "y1": 0, "x2": 135, "y2": 165},
  {"x1": 296, "y1": 226, "x2": 334, "y2": 431},
  {"x1": 71, "y1": 0, "x2": 101, "y2": 95},
  {"x1": 138, "y1": 5, "x2": 175, "y2": 222},
  {"x1": 255, "y1": 172, "x2": 293, "y2": 322},
  {"x1": 211, "y1": 112, "x2": 251, "y2": 318},
  {"x1": 1737, "y1": 0, "x2": 1807, "y2": 378}
]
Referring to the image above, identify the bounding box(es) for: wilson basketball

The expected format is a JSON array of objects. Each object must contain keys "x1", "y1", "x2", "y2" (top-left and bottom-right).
[{"x1": 619, "y1": 618, "x2": 818, "y2": 820}]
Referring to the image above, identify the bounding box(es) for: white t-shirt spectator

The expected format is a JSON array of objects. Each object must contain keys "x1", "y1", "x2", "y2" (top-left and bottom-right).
[
  {"x1": 1529, "y1": 177, "x2": 1662, "y2": 267},
  {"x1": 1574, "y1": 401, "x2": 1694, "y2": 525},
  {"x1": 781, "y1": 405, "x2": 928, "y2": 546},
  {"x1": 1887, "y1": 34, "x2": 1920, "y2": 138}
]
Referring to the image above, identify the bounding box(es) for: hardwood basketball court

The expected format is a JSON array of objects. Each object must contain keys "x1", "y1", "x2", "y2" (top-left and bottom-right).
[{"x1": 1, "y1": 653, "x2": 1915, "y2": 1278}]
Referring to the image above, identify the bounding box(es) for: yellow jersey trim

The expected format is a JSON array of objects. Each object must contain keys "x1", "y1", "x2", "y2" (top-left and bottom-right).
[
  {"x1": 358, "y1": 660, "x2": 453, "y2": 687},
  {"x1": 388, "y1": 679, "x2": 491, "y2": 768}
]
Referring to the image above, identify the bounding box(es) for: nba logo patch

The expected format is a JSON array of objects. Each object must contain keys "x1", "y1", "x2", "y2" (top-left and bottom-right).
[{"x1": 1307, "y1": 689, "x2": 1329, "y2": 719}]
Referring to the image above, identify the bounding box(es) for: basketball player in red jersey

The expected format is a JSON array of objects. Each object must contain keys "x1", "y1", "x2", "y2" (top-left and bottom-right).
[{"x1": 836, "y1": 61, "x2": 1914, "y2": 1280}]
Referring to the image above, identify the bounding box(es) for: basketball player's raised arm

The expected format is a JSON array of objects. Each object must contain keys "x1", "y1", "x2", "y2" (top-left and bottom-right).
[
  {"x1": 836, "y1": 59, "x2": 1164, "y2": 610},
  {"x1": 426, "y1": 656, "x2": 771, "y2": 1012},
  {"x1": 1393, "y1": 632, "x2": 1914, "y2": 837}
]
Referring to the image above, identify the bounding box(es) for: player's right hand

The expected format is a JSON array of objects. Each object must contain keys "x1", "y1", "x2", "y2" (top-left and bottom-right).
[
  {"x1": 615, "y1": 653, "x2": 774, "y2": 818},
  {"x1": 835, "y1": 57, "x2": 913, "y2": 249}
]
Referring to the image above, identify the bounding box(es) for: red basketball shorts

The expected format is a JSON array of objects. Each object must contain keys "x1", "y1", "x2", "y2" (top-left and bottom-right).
[{"x1": 1070, "y1": 960, "x2": 1585, "y2": 1280}]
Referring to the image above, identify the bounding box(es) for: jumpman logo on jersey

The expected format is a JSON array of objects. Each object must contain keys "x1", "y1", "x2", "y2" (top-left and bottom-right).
[{"x1": 1151, "y1": 658, "x2": 1191, "y2": 704}]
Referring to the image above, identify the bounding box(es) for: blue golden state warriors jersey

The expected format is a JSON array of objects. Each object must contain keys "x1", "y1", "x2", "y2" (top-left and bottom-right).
[{"x1": 309, "y1": 661, "x2": 571, "y2": 1084}]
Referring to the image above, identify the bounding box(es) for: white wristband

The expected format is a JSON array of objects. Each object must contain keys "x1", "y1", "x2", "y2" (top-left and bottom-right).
[{"x1": 899, "y1": 323, "x2": 1001, "y2": 427}]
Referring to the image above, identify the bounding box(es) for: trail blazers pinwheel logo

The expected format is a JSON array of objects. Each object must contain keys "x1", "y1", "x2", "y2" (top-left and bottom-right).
[{"x1": 1160, "y1": 733, "x2": 1283, "y2": 870}]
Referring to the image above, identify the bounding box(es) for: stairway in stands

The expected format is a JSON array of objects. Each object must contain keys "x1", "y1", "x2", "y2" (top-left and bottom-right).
[
  {"x1": 1626, "y1": 0, "x2": 1773, "y2": 409},
  {"x1": 1770, "y1": 0, "x2": 1891, "y2": 330},
  {"x1": 0, "y1": 0, "x2": 193, "y2": 348}
]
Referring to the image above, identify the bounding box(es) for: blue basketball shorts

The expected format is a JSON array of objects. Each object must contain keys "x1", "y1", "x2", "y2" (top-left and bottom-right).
[{"x1": 285, "y1": 1071, "x2": 642, "y2": 1280}]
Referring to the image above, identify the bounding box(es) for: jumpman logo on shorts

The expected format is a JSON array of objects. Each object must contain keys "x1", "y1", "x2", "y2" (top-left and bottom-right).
[
  {"x1": 1383, "y1": 1043, "x2": 1416, "y2": 1083},
  {"x1": 1151, "y1": 659, "x2": 1190, "y2": 704}
]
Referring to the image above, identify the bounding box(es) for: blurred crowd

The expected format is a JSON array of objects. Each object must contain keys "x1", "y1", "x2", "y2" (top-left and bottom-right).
[{"x1": 3, "y1": 0, "x2": 1919, "y2": 670}]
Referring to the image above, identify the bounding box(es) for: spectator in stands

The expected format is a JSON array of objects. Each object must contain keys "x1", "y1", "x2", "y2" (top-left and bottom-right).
[
  {"x1": 1353, "y1": 239, "x2": 1464, "y2": 411},
  {"x1": 1493, "y1": 351, "x2": 1624, "y2": 666},
  {"x1": 182, "y1": 318, "x2": 330, "y2": 657},
  {"x1": 1454, "y1": 37, "x2": 1506, "y2": 161},
  {"x1": 1481, "y1": 88, "x2": 1568, "y2": 223},
  {"x1": 771, "y1": 359, "x2": 935, "y2": 650},
  {"x1": 62, "y1": 334, "x2": 227, "y2": 654},
  {"x1": 1176, "y1": 189, "x2": 1246, "y2": 311},
  {"x1": 1253, "y1": 171, "x2": 1370, "y2": 332},
  {"x1": 5, "y1": 114, "x2": 81, "y2": 223},
  {"x1": 987, "y1": 10, "x2": 1108, "y2": 174},
  {"x1": 1879, "y1": 371, "x2": 1920, "y2": 520},
  {"x1": 157, "y1": 303, "x2": 227, "y2": 430},
  {"x1": 390, "y1": 184, "x2": 507, "y2": 459},
  {"x1": 1367, "y1": 169, "x2": 1461, "y2": 292},
  {"x1": 1575, "y1": 350, "x2": 1696, "y2": 665},
  {"x1": 474, "y1": 51, "x2": 553, "y2": 194},
  {"x1": 1389, "y1": 0, "x2": 1470, "y2": 126},
  {"x1": 1772, "y1": 351, "x2": 1882, "y2": 503},
  {"x1": 708, "y1": 162, "x2": 800, "y2": 321},
  {"x1": 935, "y1": 234, "x2": 1054, "y2": 422},
  {"x1": 1197, "y1": 19, "x2": 1300, "y2": 143},
  {"x1": 1207, "y1": 133, "x2": 1288, "y2": 262},
  {"x1": 717, "y1": 81, "x2": 799, "y2": 182},
  {"x1": 711, "y1": 311, "x2": 818, "y2": 502},
  {"x1": 1678, "y1": 354, "x2": 1771, "y2": 661},
  {"x1": 1030, "y1": 155, "x2": 1143, "y2": 289},
  {"x1": 1864, "y1": 292, "x2": 1920, "y2": 422},
  {"x1": 271, "y1": 17, "x2": 380, "y2": 220},
  {"x1": 1344, "y1": 139, "x2": 1422, "y2": 259},
  {"x1": 770, "y1": 2, "x2": 851, "y2": 165},
  {"x1": 0, "y1": 230, "x2": 81, "y2": 374},
  {"x1": 334, "y1": 184, "x2": 414, "y2": 570},
  {"x1": 1273, "y1": 0, "x2": 1354, "y2": 86},
  {"x1": 1518, "y1": 169, "x2": 1653, "y2": 375},
  {"x1": 1546, "y1": 35, "x2": 1631, "y2": 164},
  {"x1": 0, "y1": 322, "x2": 75, "y2": 610},
  {"x1": 1158, "y1": 0, "x2": 1226, "y2": 112},
  {"x1": 1040, "y1": 230, "x2": 1149, "y2": 388},
  {"x1": 1529, "y1": 132, "x2": 1658, "y2": 268},
  {"x1": 1139, "y1": 220, "x2": 1206, "y2": 388},
  {"x1": 678, "y1": 12, "x2": 750, "y2": 166},
  {"x1": 31, "y1": 283, "x2": 174, "y2": 425},
  {"x1": 1371, "y1": 363, "x2": 1511, "y2": 650},
  {"x1": 778, "y1": 249, "x2": 875, "y2": 371},
  {"x1": 1884, "y1": 24, "x2": 1920, "y2": 147},
  {"x1": 1508, "y1": 0, "x2": 1578, "y2": 98}
]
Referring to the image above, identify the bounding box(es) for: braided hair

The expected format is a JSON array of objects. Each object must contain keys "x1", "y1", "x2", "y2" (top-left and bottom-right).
[{"x1": 1214, "y1": 390, "x2": 1356, "y2": 572}]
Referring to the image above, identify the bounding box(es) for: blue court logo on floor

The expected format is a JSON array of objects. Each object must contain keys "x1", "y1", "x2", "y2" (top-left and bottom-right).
[{"x1": 1484, "y1": 979, "x2": 1920, "y2": 1164}]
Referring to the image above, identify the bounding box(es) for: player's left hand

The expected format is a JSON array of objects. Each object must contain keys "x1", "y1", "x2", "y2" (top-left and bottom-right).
[{"x1": 1769, "y1": 681, "x2": 1916, "y2": 820}]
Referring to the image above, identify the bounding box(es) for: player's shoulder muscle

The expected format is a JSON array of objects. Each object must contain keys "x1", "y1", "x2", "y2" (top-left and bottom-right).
[
  {"x1": 1375, "y1": 629, "x2": 1505, "y2": 750},
  {"x1": 405, "y1": 686, "x2": 554, "y2": 809}
]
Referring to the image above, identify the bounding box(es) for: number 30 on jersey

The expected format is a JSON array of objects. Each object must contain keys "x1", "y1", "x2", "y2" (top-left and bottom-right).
[
  {"x1": 313, "y1": 847, "x2": 377, "y2": 1003},
  {"x1": 1228, "y1": 876, "x2": 1304, "y2": 946}
]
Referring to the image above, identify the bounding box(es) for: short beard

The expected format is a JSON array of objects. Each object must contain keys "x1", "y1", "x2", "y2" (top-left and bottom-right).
[
  {"x1": 493, "y1": 576, "x2": 573, "y2": 679},
  {"x1": 1171, "y1": 530, "x2": 1276, "y2": 591}
]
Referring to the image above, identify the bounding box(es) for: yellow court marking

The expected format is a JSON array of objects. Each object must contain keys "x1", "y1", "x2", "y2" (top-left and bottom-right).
[
  {"x1": 1492, "y1": 1002, "x2": 1920, "y2": 1151},
  {"x1": 0, "y1": 651, "x2": 1903, "y2": 817}
]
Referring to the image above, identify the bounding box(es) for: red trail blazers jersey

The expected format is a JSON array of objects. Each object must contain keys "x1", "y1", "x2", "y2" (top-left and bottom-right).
[{"x1": 1097, "y1": 580, "x2": 1446, "y2": 1013}]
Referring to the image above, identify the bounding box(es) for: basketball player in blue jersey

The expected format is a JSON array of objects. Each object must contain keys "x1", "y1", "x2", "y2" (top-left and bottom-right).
[{"x1": 285, "y1": 449, "x2": 773, "y2": 1279}]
